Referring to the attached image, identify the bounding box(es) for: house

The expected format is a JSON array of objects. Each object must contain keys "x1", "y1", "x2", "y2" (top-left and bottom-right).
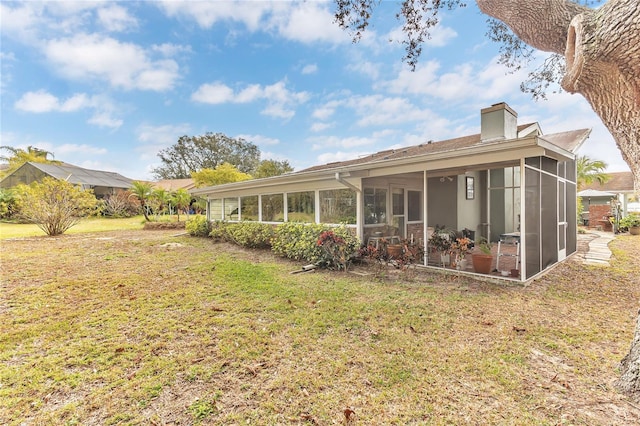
[
  {"x1": 579, "y1": 171, "x2": 636, "y2": 215},
  {"x1": 0, "y1": 161, "x2": 134, "y2": 199},
  {"x1": 151, "y1": 178, "x2": 196, "y2": 192},
  {"x1": 192, "y1": 102, "x2": 590, "y2": 282}
]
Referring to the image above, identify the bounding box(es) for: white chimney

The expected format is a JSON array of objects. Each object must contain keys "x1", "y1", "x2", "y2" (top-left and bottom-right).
[{"x1": 480, "y1": 102, "x2": 518, "y2": 142}]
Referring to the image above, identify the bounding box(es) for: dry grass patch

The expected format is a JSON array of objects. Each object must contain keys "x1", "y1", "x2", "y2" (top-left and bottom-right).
[{"x1": 1, "y1": 231, "x2": 639, "y2": 425}]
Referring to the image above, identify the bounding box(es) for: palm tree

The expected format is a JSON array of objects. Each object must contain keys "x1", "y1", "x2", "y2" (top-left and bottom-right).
[
  {"x1": 577, "y1": 155, "x2": 610, "y2": 190},
  {"x1": 171, "y1": 189, "x2": 191, "y2": 222},
  {"x1": 150, "y1": 188, "x2": 171, "y2": 220},
  {"x1": 0, "y1": 145, "x2": 57, "y2": 177},
  {"x1": 130, "y1": 181, "x2": 153, "y2": 221}
]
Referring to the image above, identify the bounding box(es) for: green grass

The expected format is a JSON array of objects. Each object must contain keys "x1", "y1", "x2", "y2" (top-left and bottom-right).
[
  {"x1": 0, "y1": 216, "x2": 146, "y2": 239},
  {"x1": 1, "y1": 231, "x2": 639, "y2": 424}
]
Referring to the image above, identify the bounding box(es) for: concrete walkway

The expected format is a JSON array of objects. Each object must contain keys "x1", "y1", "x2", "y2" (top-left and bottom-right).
[{"x1": 582, "y1": 230, "x2": 615, "y2": 266}]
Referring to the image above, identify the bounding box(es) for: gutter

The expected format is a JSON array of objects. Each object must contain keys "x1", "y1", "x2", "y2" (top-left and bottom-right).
[{"x1": 335, "y1": 172, "x2": 361, "y2": 193}]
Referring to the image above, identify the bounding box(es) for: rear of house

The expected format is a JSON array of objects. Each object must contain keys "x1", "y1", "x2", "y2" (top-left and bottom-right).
[{"x1": 192, "y1": 102, "x2": 590, "y2": 282}]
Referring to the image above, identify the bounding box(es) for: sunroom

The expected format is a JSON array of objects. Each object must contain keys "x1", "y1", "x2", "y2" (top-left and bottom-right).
[{"x1": 191, "y1": 103, "x2": 590, "y2": 282}]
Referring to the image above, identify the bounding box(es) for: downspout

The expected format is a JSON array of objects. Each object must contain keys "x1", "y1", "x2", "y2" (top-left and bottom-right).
[
  {"x1": 335, "y1": 172, "x2": 361, "y2": 193},
  {"x1": 423, "y1": 170, "x2": 428, "y2": 266}
]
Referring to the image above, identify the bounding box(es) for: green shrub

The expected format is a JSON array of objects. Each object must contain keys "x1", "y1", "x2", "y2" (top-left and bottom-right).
[
  {"x1": 186, "y1": 215, "x2": 211, "y2": 237},
  {"x1": 620, "y1": 214, "x2": 640, "y2": 229},
  {"x1": 224, "y1": 222, "x2": 274, "y2": 249},
  {"x1": 271, "y1": 222, "x2": 359, "y2": 264}
]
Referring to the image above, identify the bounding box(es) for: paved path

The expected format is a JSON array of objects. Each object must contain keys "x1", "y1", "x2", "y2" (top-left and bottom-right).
[{"x1": 582, "y1": 230, "x2": 615, "y2": 266}]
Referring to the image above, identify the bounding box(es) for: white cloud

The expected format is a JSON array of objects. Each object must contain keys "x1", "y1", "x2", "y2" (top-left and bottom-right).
[
  {"x1": 88, "y1": 112, "x2": 123, "y2": 129},
  {"x1": 14, "y1": 90, "x2": 61, "y2": 113},
  {"x1": 56, "y1": 143, "x2": 108, "y2": 155},
  {"x1": 311, "y1": 122, "x2": 333, "y2": 132},
  {"x1": 136, "y1": 123, "x2": 191, "y2": 145},
  {"x1": 191, "y1": 83, "x2": 235, "y2": 104},
  {"x1": 152, "y1": 43, "x2": 192, "y2": 57},
  {"x1": 271, "y1": 2, "x2": 348, "y2": 44},
  {"x1": 15, "y1": 91, "x2": 95, "y2": 113},
  {"x1": 135, "y1": 123, "x2": 192, "y2": 161},
  {"x1": 192, "y1": 80, "x2": 309, "y2": 120},
  {"x1": 386, "y1": 22, "x2": 457, "y2": 48},
  {"x1": 14, "y1": 90, "x2": 122, "y2": 129},
  {"x1": 45, "y1": 33, "x2": 180, "y2": 91},
  {"x1": 0, "y1": 2, "x2": 42, "y2": 43},
  {"x1": 157, "y1": 0, "x2": 273, "y2": 31},
  {"x1": 97, "y1": 4, "x2": 138, "y2": 32},
  {"x1": 309, "y1": 135, "x2": 376, "y2": 151},
  {"x1": 236, "y1": 134, "x2": 280, "y2": 146},
  {"x1": 158, "y1": 1, "x2": 349, "y2": 45},
  {"x1": 301, "y1": 64, "x2": 318, "y2": 75},
  {"x1": 381, "y1": 56, "x2": 531, "y2": 103},
  {"x1": 312, "y1": 100, "x2": 341, "y2": 120},
  {"x1": 346, "y1": 60, "x2": 381, "y2": 80}
]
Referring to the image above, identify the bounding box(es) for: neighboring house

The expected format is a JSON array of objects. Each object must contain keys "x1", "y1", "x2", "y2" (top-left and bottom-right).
[
  {"x1": 0, "y1": 161, "x2": 134, "y2": 199},
  {"x1": 579, "y1": 171, "x2": 636, "y2": 214},
  {"x1": 152, "y1": 178, "x2": 196, "y2": 192},
  {"x1": 192, "y1": 102, "x2": 590, "y2": 282}
]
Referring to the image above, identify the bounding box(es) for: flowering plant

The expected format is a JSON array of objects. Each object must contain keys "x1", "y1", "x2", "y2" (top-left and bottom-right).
[
  {"x1": 428, "y1": 231, "x2": 452, "y2": 254},
  {"x1": 452, "y1": 237, "x2": 471, "y2": 257},
  {"x1": 317, "y1": 230, "x2": 350, "y2": 270}
]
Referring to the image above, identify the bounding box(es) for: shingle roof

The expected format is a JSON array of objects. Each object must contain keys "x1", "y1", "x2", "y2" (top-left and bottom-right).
[
  {"x1": 300, "y1": 125, "x2": 589, "y2": 174},
  {"x1": 582, "y1": 171, "x2": 634, "y2": 192},
  {"x1": 152, "y1": 179, "x2": 195, "y2": 191},
  {"x1": 28, "y1": 162, "x2": 133, "y2": 189}
]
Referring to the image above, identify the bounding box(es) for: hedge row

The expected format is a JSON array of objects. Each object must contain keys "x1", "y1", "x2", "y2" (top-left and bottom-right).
[{"x1": 186, "y1": 218, "x2": 360, "y2": 266}]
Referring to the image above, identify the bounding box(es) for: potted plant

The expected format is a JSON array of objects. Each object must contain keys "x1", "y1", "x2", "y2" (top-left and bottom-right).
[
  {"x1": 471, "y1": 237, "x2": 493, "y2": 274},
  {"x1": 621, "y1": 214, "x2": 640, "y2": 235},
  {"x1": 451, "y1": 237, "x2": 471, "y2": 270},
  {"x1": 428, "y1": 230, "x2": 453, "y2": 267}
]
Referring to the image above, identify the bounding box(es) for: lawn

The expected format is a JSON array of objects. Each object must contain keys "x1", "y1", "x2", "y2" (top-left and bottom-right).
[
  {"x1": 1, "y1": 229, "x2": 639, "y2": 425},
  {"x1": 0, "y1": 216, "x2": 146, "y2": 239}
]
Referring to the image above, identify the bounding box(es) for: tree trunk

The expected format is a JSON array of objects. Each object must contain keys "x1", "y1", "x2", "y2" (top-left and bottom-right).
[
  {"x1": 617, "y1": 312, "x2": 640, "y2": 401},
  {"x1": 477, "y1": 0, "x2": 640, "y2": 192},
  {"x1": 478, "y1": 0, "x2": 640, "y2": 400}
]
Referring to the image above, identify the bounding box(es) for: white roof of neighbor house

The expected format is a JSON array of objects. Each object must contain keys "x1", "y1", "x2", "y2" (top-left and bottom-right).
[
  {"x1": 577, "y1": 189, "x2": 616, "y2": 197},
  {"x1": 27, "y1": 162, "x2": 134, "y2": 189}
]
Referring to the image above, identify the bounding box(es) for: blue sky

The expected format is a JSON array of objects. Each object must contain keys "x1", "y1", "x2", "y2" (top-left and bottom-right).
[{"x1": 0, "y1": 0, "x2": 629, "y2": 180}]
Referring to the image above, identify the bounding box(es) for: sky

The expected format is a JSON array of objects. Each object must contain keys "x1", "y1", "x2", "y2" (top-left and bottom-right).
[{"x1": 0, "y1": 0, "x2": 630, "y2": 181}]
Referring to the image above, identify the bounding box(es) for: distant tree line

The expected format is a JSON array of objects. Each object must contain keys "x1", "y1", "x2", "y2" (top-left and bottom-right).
[{"x1": 152, "y1": 133, "x2": 293, "y2": 184}]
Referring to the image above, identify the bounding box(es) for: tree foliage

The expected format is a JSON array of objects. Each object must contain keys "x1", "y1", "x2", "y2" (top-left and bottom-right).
[
  {"x1": 253, "y1": 159, "x2": 294, "y2": 179},
  {"x1": 577, "y1": 155, "x2": 610, "y2": 190},
  {"x1": 171, "y1": 188, "x2": 192, "y2": 221},
  {"x1": 0, "y1": 145, "x2": 57, "y2": 177},
  {"x1": 152, "y1": 133, "x2": 260, "y2": 180},
  {"x1": 334, "y1": 0, "x2": 640, "y2": 192},
  {"x1": 130, "y1": 181, "x2": 154, "y2": 222},
  {"x1": 192, "y1": 163, "x2": 253, "y2": 188},
  {"x1": 14, "y1": 177, "x2": 99, "y2": 236}
]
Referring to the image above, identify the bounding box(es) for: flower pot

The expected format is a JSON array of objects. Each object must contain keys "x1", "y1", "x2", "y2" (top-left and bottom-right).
[
  {"x1": 630, "y1": 226, "x2": 640, "y2": 236},
  {"x1": 472, "y1": 253, "x2": 493, "y2": 274},
  {"x1": 440, "y1": 253, "x2": 450, "y2": 267},
  {"x1": 457, "y1": 259, "x2": 468, "y2": 271},
  {"x1": 387, "y1": 244, "x2": 403, "y2": 259}
]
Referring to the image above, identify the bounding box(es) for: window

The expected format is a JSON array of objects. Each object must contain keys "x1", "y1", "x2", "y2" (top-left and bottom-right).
[
  {"x1": 407, "y1": 190, "x2": 422, "y2": 221},
  {"x1": 261, "y1": 194, "x2": 284, "y2": 222},
  {"x1": 364, "y1": 187, "x2": 387, "y2": 224},
  {"x1": 287, "y1": 191, "x2": 315, "y2": 222},
  {"x1": 241, "y1": 196, "x2": 259, "y2": 221},
  {"x1": 224, "y1": 197, "x2": 239, "y2": 220},
  {"x1": 210, "y1": 199, "x2": 222, "y2": 221},
  {"x1": 319, "y1": 189, "x2": 356, "y2": 224}
]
